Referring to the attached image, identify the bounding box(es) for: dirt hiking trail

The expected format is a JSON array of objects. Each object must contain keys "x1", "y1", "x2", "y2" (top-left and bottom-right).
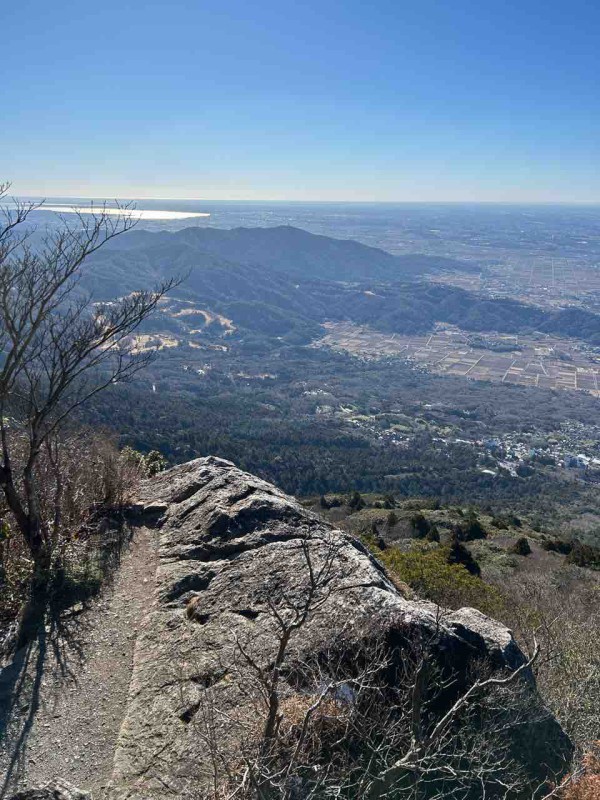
[{"x1": 0, "y1": 526, "x2": 156, "y2": 799}]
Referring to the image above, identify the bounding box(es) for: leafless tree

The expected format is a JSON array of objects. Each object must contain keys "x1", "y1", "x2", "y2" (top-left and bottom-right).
[
  {"x1": 183, "y1": 535, "x2": 549, "y2": 800},
  {"x1": 0, "y1": 181, "x2": 176, "y2": 578}
]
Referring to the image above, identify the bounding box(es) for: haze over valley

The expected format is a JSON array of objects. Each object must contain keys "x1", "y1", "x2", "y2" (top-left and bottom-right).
[
  {"x1": 3, "y1": 2, "x2": 600, "y2": 796},
  {"x1": 45, "y1": 201, "x2": 599, "y2": 532}
]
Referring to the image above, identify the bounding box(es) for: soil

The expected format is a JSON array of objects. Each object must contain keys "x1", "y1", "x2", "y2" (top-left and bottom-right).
[{"x1": 0, "y1": 526, "x2": 156, "y2": 799}]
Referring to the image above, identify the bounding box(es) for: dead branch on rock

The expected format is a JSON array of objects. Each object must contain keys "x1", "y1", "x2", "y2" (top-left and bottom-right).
[{"x1": 183, "y1": 534, "x2": 547, "y2": 800}]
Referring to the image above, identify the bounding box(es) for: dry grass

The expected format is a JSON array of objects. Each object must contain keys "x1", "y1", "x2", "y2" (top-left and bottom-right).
[{"x1": 559, "y1": 745, "x2": 600, "y2": 800}]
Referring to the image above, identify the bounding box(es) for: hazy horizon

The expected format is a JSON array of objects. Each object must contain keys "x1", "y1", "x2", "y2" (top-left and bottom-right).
[{"x1": 12, "y1": 195, "x2": 600, "y2": 209}]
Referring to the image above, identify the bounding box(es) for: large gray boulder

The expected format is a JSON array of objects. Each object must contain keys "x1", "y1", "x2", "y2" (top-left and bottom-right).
[{"x1": 108, "y1": 457, "x2": 572, "y2": 799}]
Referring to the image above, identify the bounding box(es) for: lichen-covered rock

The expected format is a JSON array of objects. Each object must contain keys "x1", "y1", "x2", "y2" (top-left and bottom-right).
[
  {"x1": 108, "y1": 456, "x2": 572, "y2": 799},
  {"x1": 8, "y1": 781, "x2": 91, "y2": 800}
]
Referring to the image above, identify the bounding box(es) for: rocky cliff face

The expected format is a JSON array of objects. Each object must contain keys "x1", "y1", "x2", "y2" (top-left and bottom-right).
[
  {"x1": 105, "y1": 457, "x2": 571, "y2": 799},
  {"x1": 8, "y1": 456, "x2": 572, "y2": 800}
]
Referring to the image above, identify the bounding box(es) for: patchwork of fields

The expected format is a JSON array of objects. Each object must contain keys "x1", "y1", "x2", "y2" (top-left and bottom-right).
[
  {"x1": 316, "y1": 322, "x2": 600, "y2": 395},
  {"x1": 429, "y1": 259, "x2": 600, "y2": 312}
]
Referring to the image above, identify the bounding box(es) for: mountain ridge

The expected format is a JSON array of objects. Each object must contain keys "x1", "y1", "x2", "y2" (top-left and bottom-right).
[{"x1": 83, "y1": 224, "x2": 600, "y2": 345}]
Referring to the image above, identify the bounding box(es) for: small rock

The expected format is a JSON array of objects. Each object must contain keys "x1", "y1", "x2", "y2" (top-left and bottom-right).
[{"x1": 8, "y1": 779, "x2": 91, "y2": 800}]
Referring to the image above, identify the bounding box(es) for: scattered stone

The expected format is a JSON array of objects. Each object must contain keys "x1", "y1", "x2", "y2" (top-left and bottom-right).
[{"x1": 8, "y1": 779, "x2": 91, "y2": 799}]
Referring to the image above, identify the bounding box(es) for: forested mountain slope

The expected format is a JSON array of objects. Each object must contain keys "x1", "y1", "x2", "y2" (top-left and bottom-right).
[{"x1": 83, "y1": 225, "x2": 600, "y2": 345}]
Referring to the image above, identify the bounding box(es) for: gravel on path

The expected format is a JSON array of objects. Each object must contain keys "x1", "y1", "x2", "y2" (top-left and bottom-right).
[{"x1": 0, "y1": 526, "x2": 157, "y2": 799}]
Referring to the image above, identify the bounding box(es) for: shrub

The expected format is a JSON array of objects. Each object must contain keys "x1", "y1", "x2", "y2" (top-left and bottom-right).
[
  {"x1": 542, "y1": 538, "x2": 573, "y2": 556},
  {"x1": 347, "y1": 490, "x2": 365, "y2": 513},
  {"x1": 512, "y1": 537, "x2": 532, "y2": 556},
  {"x1": 426, "y1": 524, "x2": 440, "y2": 543},
  {"x1": 381, "y1": 493, "x2": 396, "y2": 509},
  {"x1": 453, "y1": 517, "x2": 487, "y2": 542},
  {"x1": 516, "y1": 463, "x2": 534, "y2": 478},
  {"x1": 144, "y1": 450, "x2": 168, "y2": 476},
  {"x1": 493, "y1": 513, "x2": 522, "y2": 529},
  {"x1": 410, "y1": 512, "x2": 430, "y2": 539},
  {"x1": 447, "y1": 536, "x2": 481, "y2": 576},
  {"x1": 567, "y1": 541, "x2": 600, "y2": 571},
  {"x1": 372, "y1": 543, "x2": 500, "y2": 614},
  {"x1": 119, "y1": 446, "x2": 167, "y2": 481}
]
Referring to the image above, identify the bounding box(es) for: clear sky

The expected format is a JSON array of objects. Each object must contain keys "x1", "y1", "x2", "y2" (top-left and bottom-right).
[{"x1": 2, "y1": 0, "x2": 599, "y2": 202}]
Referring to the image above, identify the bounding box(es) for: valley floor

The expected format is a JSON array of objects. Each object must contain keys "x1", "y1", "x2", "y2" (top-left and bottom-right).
[{"x1": 0, "y1": 527, "x2": 157, "y2": 799}]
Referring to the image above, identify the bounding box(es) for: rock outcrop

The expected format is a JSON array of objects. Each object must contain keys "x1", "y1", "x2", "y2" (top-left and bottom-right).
[{"x1": 104, "y1": 457, "x2": 572, "y2": 799}]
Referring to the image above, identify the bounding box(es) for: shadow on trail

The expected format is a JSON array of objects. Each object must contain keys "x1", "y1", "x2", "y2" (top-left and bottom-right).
[{"x1": 0, "y1": 516, "x2": 134, "y2": 798}]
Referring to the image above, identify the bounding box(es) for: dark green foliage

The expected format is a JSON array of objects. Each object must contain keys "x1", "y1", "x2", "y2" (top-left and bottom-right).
[
  {"x1": 512, "y1": 537, "x2": 532, "y2": 556},
  {"x1": 426, "y1": 524, "x2": 440, "y2": 543},
  {"x1": 542, "y1": 538, "x2": 573, "y2": 555},
  {"x1": 516, "y1": 463, "x2": 535, "y2": 478},
  {"x1": 410, "y1": 512, "x2": 431, "y2": 539},
  {"x1": 120, "y1": 446, "x2": 167, "y2": 477},
  {"x1": 492, "y1": 513, "x2": 522, "y2": 529},
  {"x1": 144, "y1": 450, "x2": 168, "y2": 476},
  {"x1": 386, "y1": 511, "x2": 398, "y2": 528},
  {"x1": 453, "y1": 515, "x2": 487, "y2": 542},
  {"x1": 447, "y1": 536, "x2": 481, "y2": 577},
  {"x1": 540, "y1": 536, "x2": 600, "y2": 569},
  {"x1": 348, "y1": 490, "x2": 366, "y2": 513},
  {"x1": 566, "y1": 540, "x2": 600, "y2": 570}
]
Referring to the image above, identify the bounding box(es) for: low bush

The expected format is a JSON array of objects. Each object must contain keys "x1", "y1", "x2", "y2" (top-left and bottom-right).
[
  {"x1": 347, "y1": 490, "x2": 365, "y2": 512},
  {"x1": 448, "y1": 536, "x2": 481, "y2": 576},
  {"x1": 409, "y1": 512, "x2": 431, "y2": 538},
  {"x1": 368, "y1": 540, "x2": 501, "y2": 615},
  {"x1": 0, "y1": 430, "x2": 164, "y2": 631},
  {"x1": 567, "y1": 541, "x2": 600, "y2": 571},
  {"x1": 512, "y1": 537, "x2": 532, "y2": 556},
  {"x1": 453, "y1": 516, "x2": 487, "y2": 542},
  {"x1": 542, "y1": 538, "x2": 573, "y2": 555}
]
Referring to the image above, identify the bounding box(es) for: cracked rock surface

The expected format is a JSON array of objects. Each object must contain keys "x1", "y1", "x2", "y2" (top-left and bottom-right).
[{"x1": 106, "y1": 456, "x2": 571, "y2": 799}]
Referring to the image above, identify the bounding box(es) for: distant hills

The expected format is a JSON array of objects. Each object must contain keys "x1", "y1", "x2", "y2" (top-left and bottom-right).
[
  {"x1": 96, "y1": 223, "x2": 473, "y2": 282},
  {"x1": 84, "y1": 224, "x2": 600, "y2": 346}
]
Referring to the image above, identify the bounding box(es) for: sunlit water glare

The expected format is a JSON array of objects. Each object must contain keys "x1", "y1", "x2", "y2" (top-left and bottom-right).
[{"x1": 42, "y1": 205, "x2": 210, "y2": 220}]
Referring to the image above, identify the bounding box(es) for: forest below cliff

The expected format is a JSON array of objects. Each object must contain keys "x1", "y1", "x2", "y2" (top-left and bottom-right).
[{"x1": 1, "y1": 200, "x2": 599, "y2": 800}]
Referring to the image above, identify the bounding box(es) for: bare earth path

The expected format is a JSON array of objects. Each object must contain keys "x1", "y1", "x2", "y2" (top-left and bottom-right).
[{"x1": 0, "y1": 526, "x2": 156, "y2": 799}]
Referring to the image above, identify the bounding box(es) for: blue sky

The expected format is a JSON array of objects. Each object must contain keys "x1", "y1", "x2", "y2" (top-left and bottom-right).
[{"x1": 2, "y1": 0, "x2": 599, "y2": 202}]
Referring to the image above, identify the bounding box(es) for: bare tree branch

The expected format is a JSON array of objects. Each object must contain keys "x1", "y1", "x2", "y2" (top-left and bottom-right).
[{"x1": 0, "y1": 184, "x2": 178, "y2": 574}]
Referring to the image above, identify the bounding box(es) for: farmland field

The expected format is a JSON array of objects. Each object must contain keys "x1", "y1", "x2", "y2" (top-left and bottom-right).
[{"x1": 316, "y1": 322, "x2": 600, "y2": 395}]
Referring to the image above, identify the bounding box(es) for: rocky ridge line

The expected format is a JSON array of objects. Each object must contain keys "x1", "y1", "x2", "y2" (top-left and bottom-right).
[
  {"x1": 108, "y1": 457, "x2": 571, "y2": 799},
  {"x1": 8, "y1": 456, "x2": 572, "y2": 799}
]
